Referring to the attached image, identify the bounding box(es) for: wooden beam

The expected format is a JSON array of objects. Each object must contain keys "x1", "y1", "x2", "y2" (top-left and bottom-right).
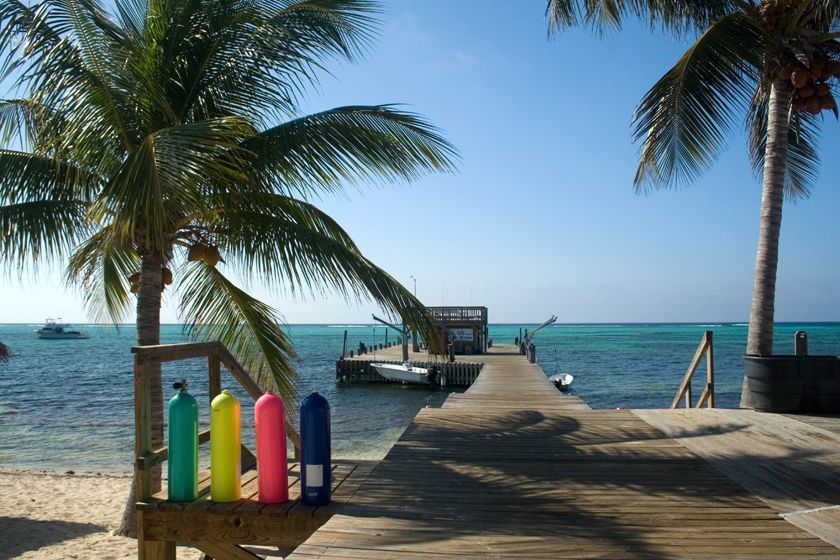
[{"x1": 132, "y1": 341, "x2": 221, "y2": 363}]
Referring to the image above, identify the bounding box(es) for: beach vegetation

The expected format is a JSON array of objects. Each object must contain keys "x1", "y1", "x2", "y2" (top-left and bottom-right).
[
  {"x1": 0, "y1": 0, "x2": 455, "y2": 533},
  {"x1": 546, "y1": 0, "x2": 839, "y2": 405}
]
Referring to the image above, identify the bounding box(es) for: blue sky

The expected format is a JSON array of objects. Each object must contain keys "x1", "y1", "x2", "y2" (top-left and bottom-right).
[{"x1": 2, "y1": 0, "x2": 839, "y2": 324}]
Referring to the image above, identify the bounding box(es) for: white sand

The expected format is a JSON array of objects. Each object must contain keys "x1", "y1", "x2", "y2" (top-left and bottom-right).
[{"x1": 0, "y1": 471, "x2": 197, "y2": 560}]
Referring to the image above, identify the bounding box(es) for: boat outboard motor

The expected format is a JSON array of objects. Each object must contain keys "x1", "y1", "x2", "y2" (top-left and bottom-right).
[{"x1": 427, "y1": 365, "x2": 440, "y2": 385}]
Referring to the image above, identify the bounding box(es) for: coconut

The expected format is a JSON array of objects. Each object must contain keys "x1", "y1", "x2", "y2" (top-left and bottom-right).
[
  {"x1": 129, "y1": 272, "x2": 140, "y2": 286},
  {"x1": 808, "y1": 65, "x2": 822, "y2": 79},
  {"x1": 779, "y1": 64, "x2": 795, "y2": 80},
  {"x1": 792, "y1": 95, "x2": 807, "y2": 110},
  {"x1": 812, "y1": 57, "x2": 827, "y2": 70},
  {"x1": 806, "y1": 96, "x2": 821, "y2": 114},
  {"x1": 204, "y1": 246, "x2": 221, "y2": 267},
  {"x1": 791, "y1": 68, "x2": 808, "y2": 88},
  {"x1": 798, "y1": 85, "x2": 815, "y2": 98},
  {"x1": 816, "y1": 83, "x2": 830, "y2": 97},
  {"x1": 130, "y1": 284, "x2": 139, "y2": 294},
  {"x1": 828, "y1": 60, "x2": 840, "y2": 74},
  {"x1": 819, "y1": 94, "x2": 836, "y2": 110},
  {"x1": 188, "y1": 244, "x2": 207, "y2": 262},
  {"x1": 162, "y1": 267, "x2": 173, "y2": 285}
]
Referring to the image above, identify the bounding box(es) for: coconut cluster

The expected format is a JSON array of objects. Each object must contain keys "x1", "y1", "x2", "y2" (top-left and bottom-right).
[
  {"x1": 779, "y1": 56, "x2": 839, "y2": 115},
  {"x1": 187, "y1": 243, "x2": 222, "y2": 267},
  {"x1": 128, "y1": 267, "x2": 173, "y2": 294}
]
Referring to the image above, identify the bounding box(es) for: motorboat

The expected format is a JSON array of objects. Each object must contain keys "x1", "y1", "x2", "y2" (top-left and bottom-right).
[
  {"x1": 371, "y1": 362, "x2": 439, "y2": 385},
  {"x1": 549, "y1": 372, "x2": 574, "y2": 391},
  {"x1": 35, "y1": 318, "x2": 89, "y2": 339}
]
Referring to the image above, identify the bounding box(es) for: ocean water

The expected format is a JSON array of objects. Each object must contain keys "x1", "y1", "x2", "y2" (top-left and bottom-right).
[{"x1": 1, "y1": 322, "x2": 838, "y2": 473}]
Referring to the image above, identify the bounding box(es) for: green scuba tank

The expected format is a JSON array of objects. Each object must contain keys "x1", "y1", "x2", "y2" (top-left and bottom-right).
[{"x1": 167, "y1": 379, "x2": 198, "y2": 502}]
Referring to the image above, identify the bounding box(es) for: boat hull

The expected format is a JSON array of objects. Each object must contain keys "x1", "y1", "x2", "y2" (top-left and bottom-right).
[
  {"x1": 36, "y1": 332, "x2": 89, "y2": 339},
  {"x1": 371, "y1": 363, "x2": 432, "y2": 384}
]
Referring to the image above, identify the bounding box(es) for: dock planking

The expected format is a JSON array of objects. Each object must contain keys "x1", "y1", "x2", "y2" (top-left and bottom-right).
[{"x1": 288, "y1": 344, "x2": 840, "y2": 559}]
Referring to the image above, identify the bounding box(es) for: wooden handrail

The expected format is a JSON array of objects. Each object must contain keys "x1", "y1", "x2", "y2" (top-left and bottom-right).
[
  {"x1": 133, "y1": 341, "x2": 302, "y2": 501},
  {"x1": 670, "y1": 331, "x2": 715, "y2": 409}
]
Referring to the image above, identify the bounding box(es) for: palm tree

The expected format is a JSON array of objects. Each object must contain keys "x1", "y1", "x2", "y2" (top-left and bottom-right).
[
  {"x1": 0, "y1": 0, "x2": 455, "y2": 535},
  {"x1": 547, "y1": 0, "x2": 839, "y2": 405}
]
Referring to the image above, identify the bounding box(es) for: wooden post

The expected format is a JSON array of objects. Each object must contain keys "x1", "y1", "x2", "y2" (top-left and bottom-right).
[
  {"x1": 706, "y1": 331, "x2": 715, "y2": 408},
  {"x1": 208, "y1": 354, "x2": 222, "y2": 401},
  {"x1": 342, "y1": 330, "x2": 348, "y2": 359},
  {"x1": 528, "y1": 343, "x2": 536, "y2": 364},
  {"x1": 134, "y1": 355, "x2": 153, "y2": 503},
  {"x1": 402, "y1": 325, "x2": 409, "y2": 362}
]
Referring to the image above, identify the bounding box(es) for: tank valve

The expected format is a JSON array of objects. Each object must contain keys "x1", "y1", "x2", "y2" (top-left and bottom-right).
[{"x1": 173, "y1": 378, "x2": 188, "y2": 391}]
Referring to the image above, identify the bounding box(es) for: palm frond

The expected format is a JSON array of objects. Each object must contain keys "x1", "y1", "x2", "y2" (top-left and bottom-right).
[
  {"x1": 546, "y1": 0, "x2": 735, "y2": 36},
  {"x1": 177, "y1": 262, "x2": 300, "y2": 403},
  {"x1": 65, "y1": 226, "x2": 139, "y2": 323},
  {"x1": 95, "y1": 117, "x2": 255, "y2": 249},
  {"x1": 246, "y1": 105, "x2": 458, "y2": 197},
  {"x1": 214, "y1": 195, "x2": 445, "y2": 353},
  {"x1": 0, "y1": 148, "x2": 99, "y2": 202},
  {"x1": 0, "y1": 199, "x2": 90, "y2": 267},
  {"x1": 169, "y1": 0, "x2": 380, "y2": 123},
  {"x1": 632, "y1": 11, "x2": 764, "y2": 190},
  {"x1": 0, "y1": 341, "x2": 9, "y2": 362}
]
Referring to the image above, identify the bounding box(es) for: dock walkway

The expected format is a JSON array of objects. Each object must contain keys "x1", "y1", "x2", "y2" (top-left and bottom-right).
[{"x1": 289, "y1": 344, "x2": 840, "y2": 559}]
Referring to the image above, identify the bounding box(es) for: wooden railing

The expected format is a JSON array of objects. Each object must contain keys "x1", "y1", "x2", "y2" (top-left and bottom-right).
[
  {"x1": 670, "y1": 331, "x2": 715, "y2": 409},
  {"x1": 132, "y1": 341, "x2": 302, "y2": 502}
]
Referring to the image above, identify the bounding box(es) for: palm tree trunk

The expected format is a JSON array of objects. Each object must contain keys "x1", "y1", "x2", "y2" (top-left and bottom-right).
[
  {"x1": 740, "y1": 78, "x2": 792, "y2": 407},
  {"x1": 116, "y1": 251, "x2": 164, "y2": 537}
]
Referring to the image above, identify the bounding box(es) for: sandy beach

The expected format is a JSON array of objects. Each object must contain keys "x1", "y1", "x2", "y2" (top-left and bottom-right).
[{"x1": 0, "y1": 471, "x2": 195, "y2": 560}]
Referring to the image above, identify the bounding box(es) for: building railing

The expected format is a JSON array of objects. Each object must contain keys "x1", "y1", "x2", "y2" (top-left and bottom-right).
[{"x1": 427, "y1": 306, "x2": 488, "y2": 323}]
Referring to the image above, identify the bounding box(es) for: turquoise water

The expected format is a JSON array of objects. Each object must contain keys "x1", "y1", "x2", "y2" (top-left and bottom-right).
[{"x1": 1, "y1": 322, "x2": 839, "y2": 473}]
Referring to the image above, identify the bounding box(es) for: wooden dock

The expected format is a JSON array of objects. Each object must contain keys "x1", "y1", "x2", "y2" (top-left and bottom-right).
[{"x1": 288, "y1": 344, "x2": 840, "y2": 559}]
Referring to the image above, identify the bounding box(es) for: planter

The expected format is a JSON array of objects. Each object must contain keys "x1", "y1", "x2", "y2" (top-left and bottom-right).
[{"x1": 745, "y1": 355, "x2": 840, "y2": 413}]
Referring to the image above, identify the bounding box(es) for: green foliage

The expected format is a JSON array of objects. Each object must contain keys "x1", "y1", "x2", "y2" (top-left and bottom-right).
[
  {"x1": 547, "y1": 0, "x2": 840, "y2": 198},
  {"x1": 0, "y1": 0, "x2": 457, "y2": 401}
]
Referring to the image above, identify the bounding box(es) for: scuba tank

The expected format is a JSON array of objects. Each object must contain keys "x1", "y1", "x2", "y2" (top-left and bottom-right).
[
  {"x1": 255, "y1": 392, "x2": 288, "y2": 504},
  {"x1": 167, "y1": 379, "x2": 198, "y2": 502},
  {"x1": 300, "y1": 392, "x2": 331, "y2": 506},
  {"x1": 210, "y1": 390, "x2": 241, "y2": 502}
]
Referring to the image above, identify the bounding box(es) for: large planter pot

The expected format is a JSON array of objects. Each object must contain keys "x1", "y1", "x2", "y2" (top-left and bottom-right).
[
  {"x1": 744, "y1": 356, "x2": 801, "y2": 412},
  {"x1": 745, "y1": 355, "x2": 840, "y2": 413}
]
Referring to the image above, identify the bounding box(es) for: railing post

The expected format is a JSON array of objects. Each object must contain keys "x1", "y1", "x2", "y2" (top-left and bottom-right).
[
  {"x1": 706, "y1": 331, "x2": 714, "y2": 408},
  {"x1": 208, "y1": 354, "x2": 222, "y2": 401},
  {"x1": 134, "y1": 354, "x2": 153, "y2": 503}
]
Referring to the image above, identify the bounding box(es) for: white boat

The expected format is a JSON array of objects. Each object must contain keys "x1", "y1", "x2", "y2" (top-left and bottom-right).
[
  {"x1": 371, "y1": 362, "x2": 438, "y2": 385},
  {"x1": 35, "y1": 318, "x2": 89, "y2": 340},
  {"x1": 549, "y1": 372, "x2": 574, "y2": 391}
]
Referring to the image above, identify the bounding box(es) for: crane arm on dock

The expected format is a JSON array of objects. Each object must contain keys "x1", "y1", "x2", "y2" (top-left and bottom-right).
[{"x1": 526, "y1": 315, "x2": 557, "y2": 345}]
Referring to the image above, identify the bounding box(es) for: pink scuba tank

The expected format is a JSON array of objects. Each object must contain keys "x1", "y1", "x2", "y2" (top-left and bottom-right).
[{"x1": 254, "y1": 392, "x2": 288, "y2": 503}]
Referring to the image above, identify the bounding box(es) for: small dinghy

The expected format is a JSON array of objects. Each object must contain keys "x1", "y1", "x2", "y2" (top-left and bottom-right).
[
  {"x1": 372, "y1": 362, "x2": 439, "y2": 385},
  {"x1": 549, "y1": 372, "x2": 574, "y2": 391}
]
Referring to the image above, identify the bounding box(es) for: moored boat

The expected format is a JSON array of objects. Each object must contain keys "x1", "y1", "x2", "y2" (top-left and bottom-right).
[
  {"x1": 549, "y1": 372, "x2": 574, "y2": 391},
  {"x1": 35, "y1": 318, "x2": 89, "y2": 340},
  {"x1": 371, "y1": 362, "x2": 438, "y2": 385}
]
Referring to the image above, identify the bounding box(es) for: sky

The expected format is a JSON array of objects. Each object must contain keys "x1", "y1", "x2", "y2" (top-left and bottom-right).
[{"x1": 2, "y1": 0, "x2": 839, "y2": 324}]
